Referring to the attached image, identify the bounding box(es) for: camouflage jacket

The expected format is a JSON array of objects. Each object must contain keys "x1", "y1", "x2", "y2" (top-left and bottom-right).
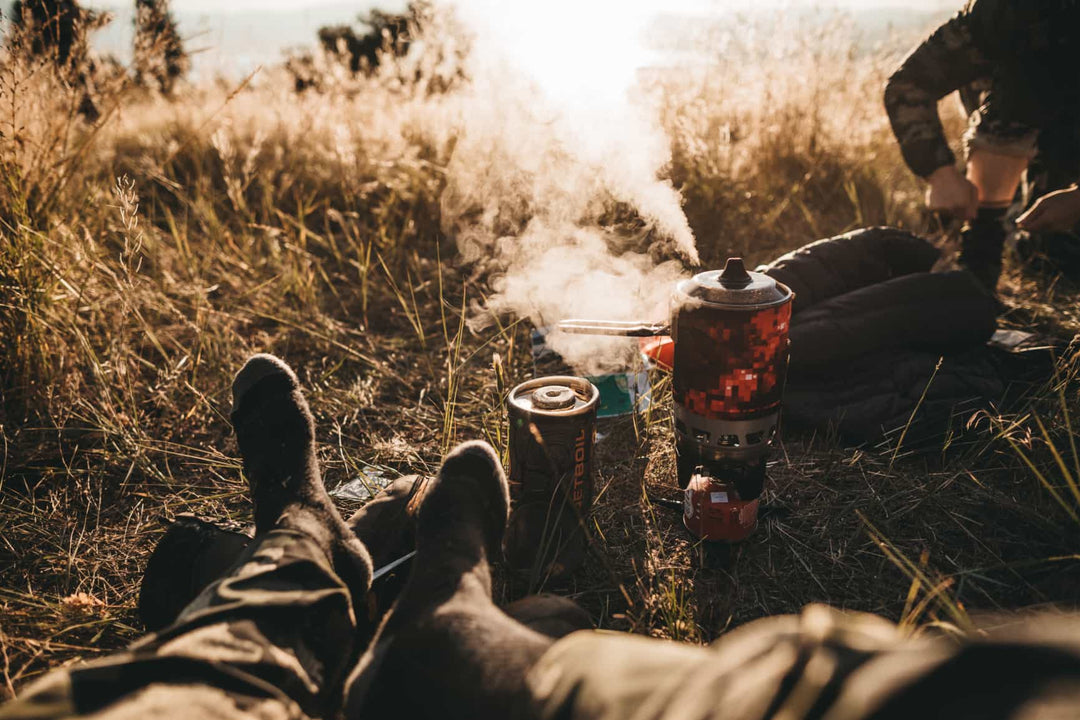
[{"x1": 884, "y1": 0, "x2": 1080, "y2": 178}]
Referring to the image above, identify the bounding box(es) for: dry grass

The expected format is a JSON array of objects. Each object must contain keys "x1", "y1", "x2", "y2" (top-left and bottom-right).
[{"x1": 3, "y1": 9, "x2": 1080, "y2": 700}]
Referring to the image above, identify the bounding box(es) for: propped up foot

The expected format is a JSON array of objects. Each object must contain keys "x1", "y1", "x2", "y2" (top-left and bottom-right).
[
  {"x1": 230, "y1": 353, "x2": 372, "y2": 601},
  {"x1": 346, "y1": 440, "x2": 554, "y2": 720}
]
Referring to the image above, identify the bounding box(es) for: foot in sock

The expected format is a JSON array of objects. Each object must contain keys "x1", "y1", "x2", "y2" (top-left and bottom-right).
[
  {"x1": 230, "y1": 353, "x2": 372, "y2": 602},
  {"x1": 345, "y1": 441, "x2": 560, "y2": 720}
]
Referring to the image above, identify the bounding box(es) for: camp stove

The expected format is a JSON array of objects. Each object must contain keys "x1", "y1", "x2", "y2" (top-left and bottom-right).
[{"x1": 559, "y1": 258, "x2": 793, "y2": 542}]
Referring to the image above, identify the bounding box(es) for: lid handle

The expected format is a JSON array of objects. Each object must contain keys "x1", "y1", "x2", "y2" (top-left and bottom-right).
[{"x1": 719, "y1": 257, "x2": 751, "y2": 289}]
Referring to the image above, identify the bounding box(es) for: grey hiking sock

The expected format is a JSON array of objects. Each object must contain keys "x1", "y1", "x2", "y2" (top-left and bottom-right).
[{"x1": 230, "y1": 354, "x2": 372, "y2": 601}]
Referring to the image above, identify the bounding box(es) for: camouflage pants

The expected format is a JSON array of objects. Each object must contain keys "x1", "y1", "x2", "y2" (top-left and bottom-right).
[
  {"x1": 960, "y1": 84, "x2": 1080, "y2": 201},
  {"x1": 525, "y1": 605, "x2": 1080, "y2": 720},
  {"x1": 0, "y1": 529, "x2": 357, "y2": 720}
]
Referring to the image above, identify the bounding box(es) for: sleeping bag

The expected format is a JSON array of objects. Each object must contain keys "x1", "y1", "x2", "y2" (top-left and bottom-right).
[{"x1": 758, "y1": 227, "x2": 1050, "y2": 445}]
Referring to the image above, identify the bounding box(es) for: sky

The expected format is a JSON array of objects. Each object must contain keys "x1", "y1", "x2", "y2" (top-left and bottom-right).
[
  {"x1": 79, "y1": 0, "x2": 959, "y2": 77},
  {"x1": 93, "y1": 0, "x2": 960, "y2": 13}
]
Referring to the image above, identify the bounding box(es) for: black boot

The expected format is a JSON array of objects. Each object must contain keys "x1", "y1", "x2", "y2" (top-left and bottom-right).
[
  {"x1": 138, "y1": 471, "x2": 430, "y2": 633},
  {"x1": 138, "y1": 515, "x2": 251, "y2": 632},
  {"x1": 958, "y1": 206, "x2": 1008, "y2": 292}
]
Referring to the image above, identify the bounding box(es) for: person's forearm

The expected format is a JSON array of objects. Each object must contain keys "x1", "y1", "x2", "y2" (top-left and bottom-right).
[
  {"x1": 884, "y1": 9, "x2": 994, "y2": 178},
  {"x1": 884, "y1": 76, "x2": 955, "y2": 179}
]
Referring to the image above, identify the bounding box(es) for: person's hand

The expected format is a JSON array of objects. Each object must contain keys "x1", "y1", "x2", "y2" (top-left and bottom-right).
[
  {"x1": 926, "y1": 165, "x2": 979, "y2": 221},
  {"x1": 1017, "y1": 186, "x2": 1080, "y2": 233}
]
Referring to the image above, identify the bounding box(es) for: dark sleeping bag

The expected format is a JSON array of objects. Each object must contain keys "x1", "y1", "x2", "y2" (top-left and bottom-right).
[
  {"x1": 758, "y1": 227, "x2": 1046, "y2": 446},
  {"x1": 784, "y1": 270, "x2": 999, "y2": 378},
  {"x1": 764, "y1": 226, "x2": 942, "y2": 313},
  {"x1": 783, "y1": 350, "x2": 1002, "y2": 446}
]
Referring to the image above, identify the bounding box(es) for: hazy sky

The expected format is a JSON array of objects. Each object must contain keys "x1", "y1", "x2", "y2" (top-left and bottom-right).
[
  {"x1": 81, "y1": 0, "x2": 958, "y2": 78},
  {"x1": 156, "y1": 0, "x2": 960, "y2": 14}
]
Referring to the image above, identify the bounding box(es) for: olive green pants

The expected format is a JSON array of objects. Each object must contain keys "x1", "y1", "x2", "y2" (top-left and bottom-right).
[
  {"x1": 0, "y1": 529, "x2": 356, "y2": 720},
  {"x1": 10, "y1": 543, "x2": 1080, "y2": 720},
  {"x1": 526, "y1": 605, "x2": 1080, "y2": 720}
]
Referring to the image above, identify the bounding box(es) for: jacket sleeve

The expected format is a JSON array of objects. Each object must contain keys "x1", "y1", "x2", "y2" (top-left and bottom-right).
[{"x1": 883, "y1": 2, "x2": 999, "y2": 178}]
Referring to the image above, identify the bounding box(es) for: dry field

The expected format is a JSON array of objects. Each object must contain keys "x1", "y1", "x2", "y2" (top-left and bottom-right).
[{"x1": 3, "y1": 7, "x2": 1080, "y2": 699}]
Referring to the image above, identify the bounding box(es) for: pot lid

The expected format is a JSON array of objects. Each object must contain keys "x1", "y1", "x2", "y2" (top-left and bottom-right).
[{"x1": 677, "y1": 257, "x2": 790, "y2": 307}]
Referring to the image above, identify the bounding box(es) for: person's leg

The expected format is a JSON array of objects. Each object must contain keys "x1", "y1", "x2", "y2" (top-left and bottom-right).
[
  {"x1": 345, "y1": 441, "x2": 558, "y2": 720},
  {"x1": 138, "y1": 468, "x2": 589, "y2": 647},
  {"x1": 966, "y1": 149, "x2": 1029, "y2": 209},
  {"x1": 344, "y1": 474, "x2": 429, "y2": 568},
  {"x1": 1, "y1": 354, "x2": 371, "y2": 720},
  {"x1": 959, "y1": 149, "x2": 1030, "y2": 291},
  {"x1": 957, "y1": 89, "x2": 1040, "y2": 292},
  {"x1": 503, "y1": 595, "x2": 593, "y2": 640},
  {"x1": 524, "y1": 606, "x2": 1080, "y2": 720}
]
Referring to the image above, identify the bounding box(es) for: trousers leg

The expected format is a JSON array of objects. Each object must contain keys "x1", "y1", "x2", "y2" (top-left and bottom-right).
[
  {"x1": 1, "y1": 528, "x2": 356, "y2": 720},
  {"x1": 524, "y1": 605, "x2": 1080, "y2": 720}
]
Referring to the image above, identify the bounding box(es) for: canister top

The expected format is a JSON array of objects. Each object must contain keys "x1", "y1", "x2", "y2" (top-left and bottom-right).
[
  {"x1": 508, "y1": 376, "x2": 600, "y2": 416},
  {"x1": 532, "y1": 385, "x2": 577, "y2": 410},
  {"x1": 677, "y1": 257, "x2": 791, "y2": 307}
]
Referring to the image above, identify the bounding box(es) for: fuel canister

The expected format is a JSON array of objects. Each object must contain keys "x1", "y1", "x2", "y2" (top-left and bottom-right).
[
  {"x1": 504, "y1": 376, "x2": 599, "y2": 582},
  {"x1": 683, "y1": 475, "x2": 760, "y2": 542}
]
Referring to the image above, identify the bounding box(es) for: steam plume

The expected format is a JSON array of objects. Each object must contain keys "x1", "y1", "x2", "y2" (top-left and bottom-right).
[{"x1": 436, "y1": 0, "x2": 699, "y2": 373}]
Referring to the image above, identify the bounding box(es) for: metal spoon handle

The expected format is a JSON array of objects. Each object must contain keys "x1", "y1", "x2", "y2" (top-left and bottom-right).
[{"x1": 556, "y1": 319, "x2": 670, "y2": 337}]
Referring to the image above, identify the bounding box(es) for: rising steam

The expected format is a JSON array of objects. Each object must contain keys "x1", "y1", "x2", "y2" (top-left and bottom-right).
[{"x1": 434, "y1": 0, "x2": 698, "y2": 373}]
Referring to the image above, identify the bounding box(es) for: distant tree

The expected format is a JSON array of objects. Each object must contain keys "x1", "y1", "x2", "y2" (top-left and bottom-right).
[
  {"x1": 10, "y1": 0, "x2": 102, "y2": 68},
  {"x1": 8, "y1": 0, "x2": 111, "y2": 120},
  {"x1": 133, "y1": 0, "x2": 188, "y2": 95},
  {"x1": 290, "y1": 1, "x2": 465, "y2": 94},
  {"x1": 317, "y1": 2, "x2": 422, "y2": 75},
  {"x1": 315, "y1": 25, "x2": 365, "y2": 74}
]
